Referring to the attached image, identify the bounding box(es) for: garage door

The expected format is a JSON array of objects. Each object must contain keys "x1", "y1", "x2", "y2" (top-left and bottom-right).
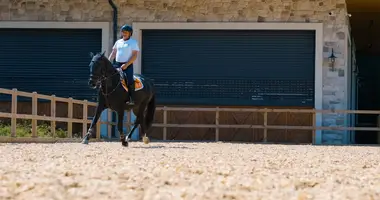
[
  {"x1": 142, "y1": 29, "x2": 315, "y2": 107},
  {"x1": 0, "y1": 28, "x2": 101, "y2": 101}
]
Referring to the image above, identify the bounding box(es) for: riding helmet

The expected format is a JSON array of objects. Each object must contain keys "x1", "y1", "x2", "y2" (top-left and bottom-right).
[{"x1": 121, "y1": 24, "x2": 133, "y2": 35}]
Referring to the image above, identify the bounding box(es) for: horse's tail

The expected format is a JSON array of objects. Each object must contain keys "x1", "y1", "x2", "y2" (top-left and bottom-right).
[{"x1": 144, "y1": 93, "x2": 156, "y2": 131}]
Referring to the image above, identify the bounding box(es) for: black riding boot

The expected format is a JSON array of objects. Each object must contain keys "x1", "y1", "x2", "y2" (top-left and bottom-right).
[{"x1": 127, "y1": 83, "x2": 135, "y2": 105}]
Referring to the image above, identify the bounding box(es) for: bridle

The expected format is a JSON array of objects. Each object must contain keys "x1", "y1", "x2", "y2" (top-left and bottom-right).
[
  {"x1": 91, "y1": 60, "x2": 122, "y2": 96},
  {"x1": 96, "y1": 73, "x2": 121, "y2": 96}
]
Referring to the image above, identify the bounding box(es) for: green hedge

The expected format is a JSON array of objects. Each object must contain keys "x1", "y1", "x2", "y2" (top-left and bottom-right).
[{"x1": 0, "y1": 119, "x2": 67, "y2": 138}]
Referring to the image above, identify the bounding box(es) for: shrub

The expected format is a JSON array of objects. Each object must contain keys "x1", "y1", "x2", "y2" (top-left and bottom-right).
[{"x1": 0, "y1": 119, "x2": 68, "y2": 138}]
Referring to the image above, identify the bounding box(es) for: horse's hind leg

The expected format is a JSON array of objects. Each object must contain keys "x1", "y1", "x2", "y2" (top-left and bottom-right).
[
  {"x1": 125, "y1": 122, "x2": 140, "y2": 142},
  {"x1": 137, "y1": 102, "x2": 150, "y2": 142},
  {"x1": 140, "y1": 118, "x2": 149, "y2": 144},
  {"x1": 82, "y1": 103, "x2": 105, "y2": 144}
]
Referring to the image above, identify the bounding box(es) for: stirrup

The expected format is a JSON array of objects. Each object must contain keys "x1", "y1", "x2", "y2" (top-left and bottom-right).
[{"x1": 126, "y1": 99, "x2": 134, "y2": 105}]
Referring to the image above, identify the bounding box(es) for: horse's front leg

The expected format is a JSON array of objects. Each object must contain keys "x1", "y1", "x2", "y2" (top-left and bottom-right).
[
  {"x1": 116, "y1": 110, "x2": 128, "y2": 147},
  {"x1": 82, "y1": 103, "x2": 105, "y2": 144}
]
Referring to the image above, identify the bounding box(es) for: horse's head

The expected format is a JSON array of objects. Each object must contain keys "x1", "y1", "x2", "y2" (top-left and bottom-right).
[{"x1": 88, "y1": 51, "x2": 112, "y2": 89}]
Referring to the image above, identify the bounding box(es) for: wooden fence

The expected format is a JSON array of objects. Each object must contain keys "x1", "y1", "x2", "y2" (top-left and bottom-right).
[
  {"x1": 0, "y1": 88, "x2": 118, "y2": 143},
  {"x1": 1, "y1": 88, "x2": 380, "y2": 144},
  {"x1": 153, "y1": 107, "x2": 380, "y2": 144}
]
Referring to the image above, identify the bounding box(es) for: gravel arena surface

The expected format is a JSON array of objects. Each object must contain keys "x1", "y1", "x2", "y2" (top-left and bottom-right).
[{"x1": 1, "y1": 142, "x2": 380, "y2": 200}]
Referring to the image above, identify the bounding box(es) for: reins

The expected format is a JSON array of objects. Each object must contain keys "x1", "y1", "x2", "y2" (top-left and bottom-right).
[
  {"x1": 96, "y1": 71, "x2": 121, "y2": 96},
  {"x1": 90, "y1": 54, "x2": 127, "y2": 108}
]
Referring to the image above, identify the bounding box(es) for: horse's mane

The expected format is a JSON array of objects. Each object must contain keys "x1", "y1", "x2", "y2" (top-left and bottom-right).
[
  {"x1": 93, "y1": 51, "x2": 106, "y2": 59},
  {"x1": 91, "y1": 51, "x2": 112, "y2": 64}
]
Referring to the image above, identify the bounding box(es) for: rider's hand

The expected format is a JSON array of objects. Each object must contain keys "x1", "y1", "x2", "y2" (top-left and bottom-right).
[
  {"x1": 121, "y1": 64, "x2": 128, "y2": 70},
  {"x1": 116, "y1": 67, "x2": 122, "y2": 72}
]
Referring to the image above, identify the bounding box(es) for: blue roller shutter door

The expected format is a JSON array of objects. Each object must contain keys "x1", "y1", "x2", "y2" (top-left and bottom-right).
[
  {"x1": 0, "y1": 28, "x2": 101, "y2": 101},
  {"x1": 142, "y1": 29, "x2": 315, "y2": 107}
]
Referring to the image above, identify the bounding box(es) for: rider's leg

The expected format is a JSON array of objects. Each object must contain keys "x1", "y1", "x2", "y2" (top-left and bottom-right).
[
  {"x1": 125, "y1": 64, "x2": 135, "y2": 104},
  {"x1": 118, "y1": 63, "x2": 128, "y2": 92}
]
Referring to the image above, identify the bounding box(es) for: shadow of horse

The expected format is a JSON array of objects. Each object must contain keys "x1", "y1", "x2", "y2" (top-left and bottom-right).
[{"x1": 131, "y1": 145, "x2": 195, "y2": 149}]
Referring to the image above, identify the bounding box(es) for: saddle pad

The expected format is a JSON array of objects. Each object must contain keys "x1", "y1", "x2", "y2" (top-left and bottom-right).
[{"x1": 121, "y1": 75, "x2": 144, "y2": 92}]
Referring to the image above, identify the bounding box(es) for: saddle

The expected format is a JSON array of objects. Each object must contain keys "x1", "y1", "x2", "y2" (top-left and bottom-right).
[{"x1": 117, "y1": 70, "x2": 144, "y2": 92}]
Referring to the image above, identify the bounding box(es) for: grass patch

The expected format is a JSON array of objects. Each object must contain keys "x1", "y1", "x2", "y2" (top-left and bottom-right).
[{"x1": 0, "y1": 119, "x2": 67, "y2": 138}]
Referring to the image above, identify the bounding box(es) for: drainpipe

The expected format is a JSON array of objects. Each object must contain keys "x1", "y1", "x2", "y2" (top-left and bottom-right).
[
  {"x1": 108, "y1": 0, "x2": 118, "y2": 138},
  {"x1": 108, "y1": 0, "x2": 118, "y2": 44}
]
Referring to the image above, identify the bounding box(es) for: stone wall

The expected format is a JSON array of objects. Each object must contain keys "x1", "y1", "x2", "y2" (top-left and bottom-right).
[{"x1": 0, "y1": 0, "x2": 351, "y2": 144}]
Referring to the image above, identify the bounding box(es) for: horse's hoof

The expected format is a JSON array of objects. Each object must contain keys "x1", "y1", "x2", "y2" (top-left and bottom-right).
[
  {"x1": 122, "y1": 141, "x2": 128, "y2": 147},
  {"x1": 143, "y1": 136, "x2": 150, "y2": 144},
  {"x1": 82, "y1": 140, "x2": 89, "y2": 145},
  {"x1": 124, "y1": 136, "x2": 131, "y2": 143}
]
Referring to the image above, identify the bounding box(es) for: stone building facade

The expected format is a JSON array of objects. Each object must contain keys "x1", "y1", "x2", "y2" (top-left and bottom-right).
[{"x1": 0, "y1": 0, "x2": 352, "y2": 144}]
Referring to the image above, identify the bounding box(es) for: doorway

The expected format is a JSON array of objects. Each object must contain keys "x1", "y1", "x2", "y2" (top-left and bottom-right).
[{"x1": 348, "y1": 10, "x2": 380, "y2": 144}]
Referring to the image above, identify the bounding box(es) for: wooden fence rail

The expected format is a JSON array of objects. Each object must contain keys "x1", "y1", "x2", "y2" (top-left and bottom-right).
[{"x1": 1, "y1": 88, "x2": 380, "y2": 144}]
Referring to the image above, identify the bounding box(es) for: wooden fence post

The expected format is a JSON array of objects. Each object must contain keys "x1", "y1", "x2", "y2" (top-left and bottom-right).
[
  {"x1": 82, "y1": 100, "x2": 88, "y2": 137},
  {"x1": 10, "y1": 88, "x2": 17, "y2": 137},
  {"x1": 263, "y1": 108, "x2": 268, "y2": 143},
  {"x1": 31, "y1": 92, "x2": 38, "y2": 137},
  {"x1": 96, "y1": 120, "x2": 101, "y2": 139},
  {"x1": 163, "y1": 106, "x2": 167, "y2": 140},
  {"x1": 312, "y1": 110, "x2": 316, "y2": 144},
  {"x1": 107, "y1": 109, "x2": 112, "y2": 139},
  {"x1": 67, "y1": 97, "x2": 73, "y2": 138},
  {"x1": 377, "y1": 115, "x2": 380, "y2": 145},
  {"x1": 50, "y1": 95, "x2": 56, "y2": 137},
  {"x1": 215, "y1": 107, "x2": 219, "y2": 142}
]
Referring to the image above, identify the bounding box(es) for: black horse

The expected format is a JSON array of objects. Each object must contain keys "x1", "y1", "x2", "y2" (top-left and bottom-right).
[{"x1": 81, "y1": 51, "x2": 156, "y2": 147}]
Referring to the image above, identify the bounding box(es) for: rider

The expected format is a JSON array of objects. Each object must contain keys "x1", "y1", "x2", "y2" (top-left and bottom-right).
[{"x1": 108, "y1": 24, "x2": 140, "y2": 105}]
